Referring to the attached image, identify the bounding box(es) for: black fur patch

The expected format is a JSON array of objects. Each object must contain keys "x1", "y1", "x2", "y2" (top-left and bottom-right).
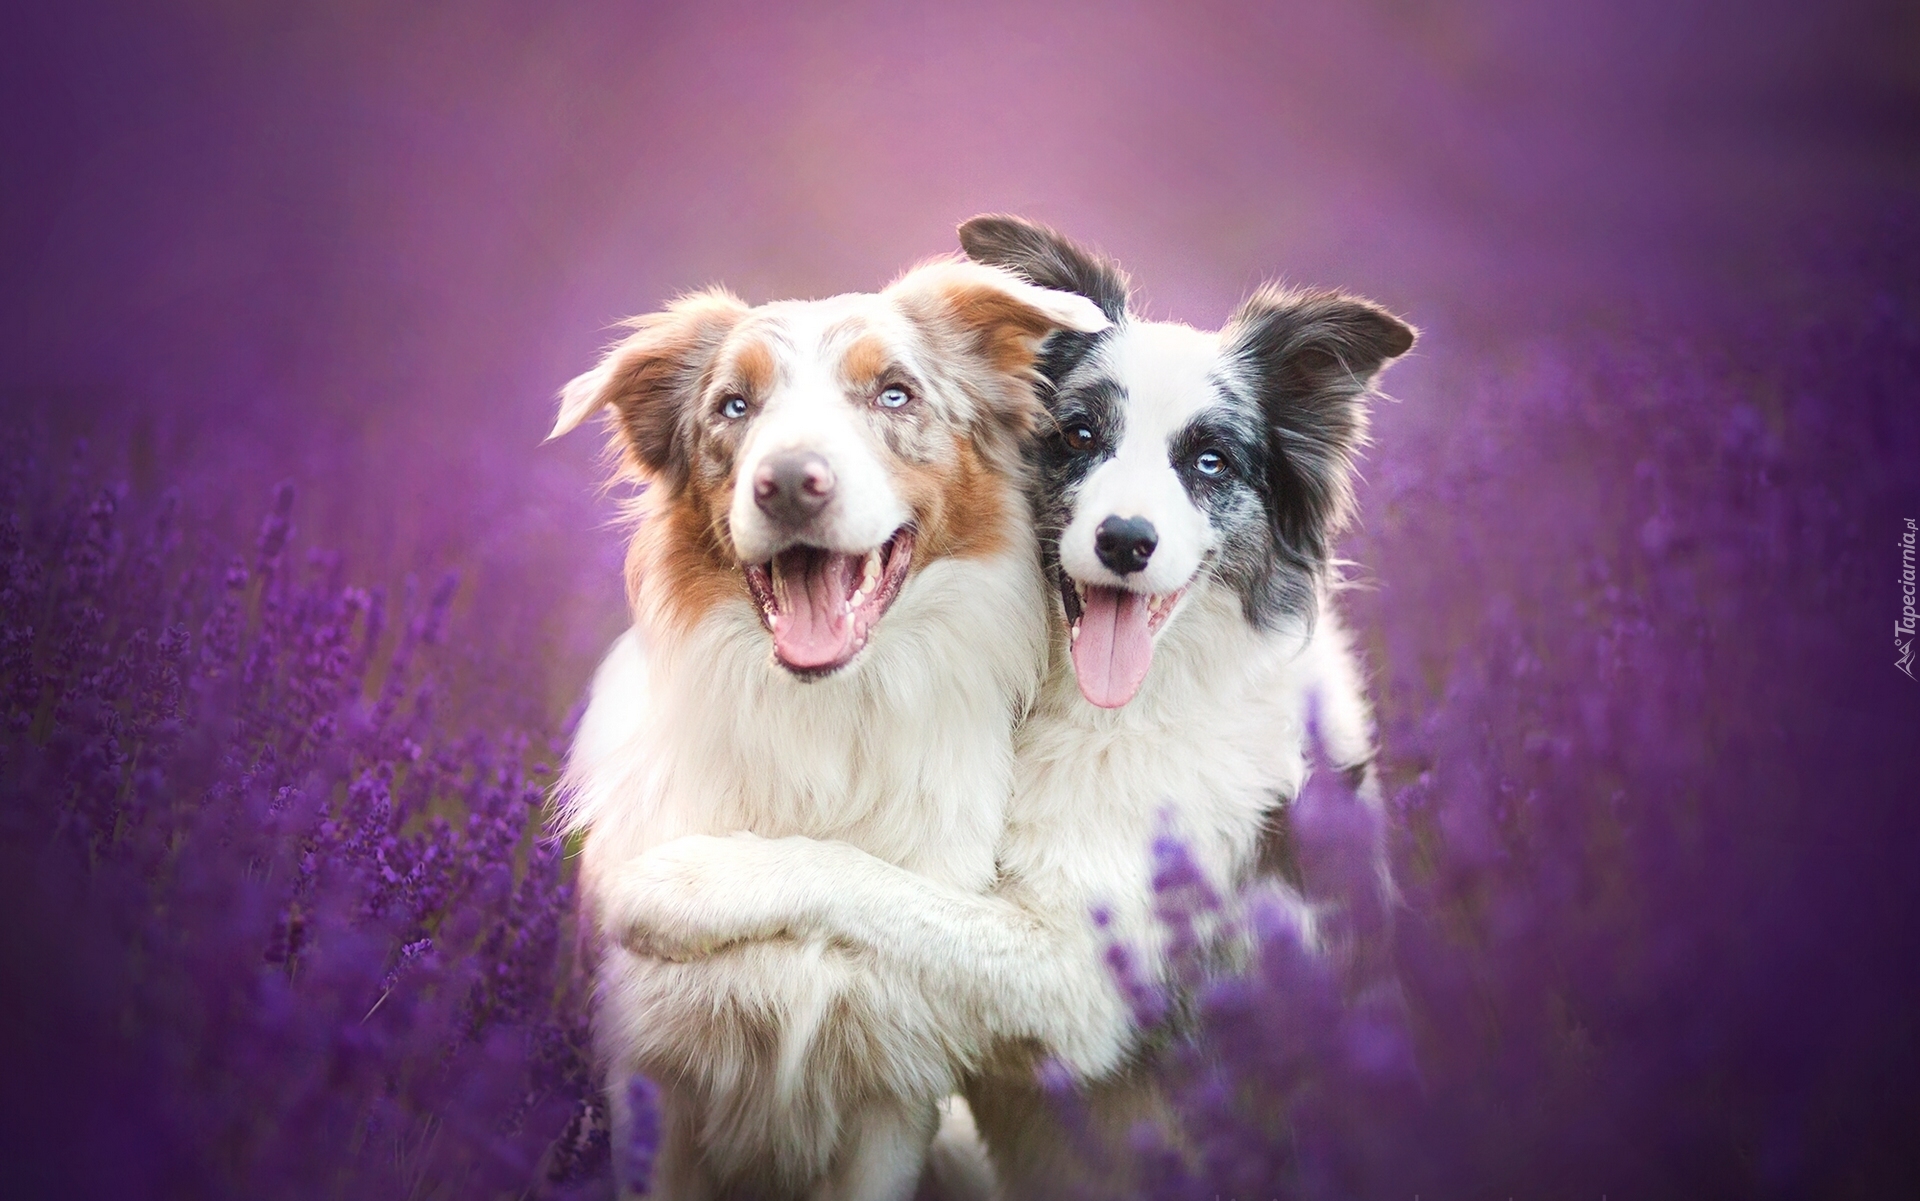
[
  {"x1": 1252, "y1": 796, "x2": 1305, "y2": 891},
  {"x1": 1028, "y1": 372, "x2": 1127, "y2": 613},
  {"x1": 1223, "y1": 287, "x2": 1415, "y2": 626},
  {"x1": 958, "y1": 214, "x2": 1132, "y2": 322},
  {"x1": 1341, "y1": 757, "x2": 1376, "y2": 793},
  {"x1": 958, "y1": 214, "x2": 1131, "y2": 390},
  {"x1": 1166, "y1": 381, "x2": 1302, "y2": 625}
]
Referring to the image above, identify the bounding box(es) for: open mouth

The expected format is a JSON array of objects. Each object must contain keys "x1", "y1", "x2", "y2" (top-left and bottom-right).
[
  {"x1": 1061, "y1": 576, "x2": 1187, "y2": 709},
  {"x1": 743, "y1": 527, "x2": 915, "y2": 679}
]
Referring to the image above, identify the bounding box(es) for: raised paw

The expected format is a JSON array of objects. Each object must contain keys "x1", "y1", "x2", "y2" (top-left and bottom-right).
[{"x1": 609, "y1": 833, "x2": 793, "y2": 960}]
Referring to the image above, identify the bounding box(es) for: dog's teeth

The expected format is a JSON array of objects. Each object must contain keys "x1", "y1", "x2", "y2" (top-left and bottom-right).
[
  {"x1": 1070, "y1": 620, "x2": 1081, "y2": 642},
  {"x1": 861, "y1": 551, "x2": 881, "y2": 590},
  {"x1": 849, "y1": 587, "x2": 866, "y2": 610}
]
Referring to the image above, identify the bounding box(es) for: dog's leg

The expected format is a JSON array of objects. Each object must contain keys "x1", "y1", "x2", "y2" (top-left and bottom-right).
[
  {"x1": 913, "y1": 1095, "x2": 997, "y2": 1201},
  {"x1": 963, "y1": 1075, "x2": 1084, "y2": 1201},
  {"x1": 917, "y1": 1097, "x2": 1006, "y2": 1197},
  {"x1": 809, "y1": 1094, "x2": 939, "y2": 1201},
  {"x1": 964, "y1": 1065, "x2": 1171, "y2": 1201}
]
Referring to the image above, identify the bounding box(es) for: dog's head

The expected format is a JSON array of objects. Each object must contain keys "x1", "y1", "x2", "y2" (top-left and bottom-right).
[
  {"x1": 960, "y1": 215, "x2": 1414, "y2": 709},
  {"x1": 552, "y1": 258, "x2": 1108, "y2": 679}
]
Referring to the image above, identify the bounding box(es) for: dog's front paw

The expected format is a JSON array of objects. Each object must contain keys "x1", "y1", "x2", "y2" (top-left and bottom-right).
[{"x1": 611, "y1": 833, "x2": 793, "y2": 961}]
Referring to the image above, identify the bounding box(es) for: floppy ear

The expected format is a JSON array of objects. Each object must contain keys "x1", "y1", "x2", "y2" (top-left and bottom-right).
[
  {"x1": 957, "y1": 214, "x2": 1131, "y2": 322},
  {"x1": 889, "y1": 258, "x2": 1111, "y2": 472},
  {"x1": 1225, "y1": 285, "x2": 1416, "y2": 573},
  {"x1": 892, "y1": 258, "x2": 1110, "y2": 367},
  {"x1": 550, "y1": 289, "x2": 748, "y2": 488}
]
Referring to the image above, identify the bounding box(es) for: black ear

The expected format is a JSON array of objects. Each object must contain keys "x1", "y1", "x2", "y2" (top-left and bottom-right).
[
  {"x1": 1225, "y1": 286, "x2": 1416, "y2": 579},
  {"x1": 957, "y1": 214, "x2": 1131, "y2": 323}
]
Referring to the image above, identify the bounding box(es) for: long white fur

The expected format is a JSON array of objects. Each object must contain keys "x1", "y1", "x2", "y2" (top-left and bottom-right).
[
  {"x1": 558, "y1": 266, "x2": 1112, "y2": 1200},
  {"x1": 603, "y1": 313, "x2": 1388, "y2": 1196},
  {"x1": 574, "y1": 547, "x2": 1047, "y2": 1197}
]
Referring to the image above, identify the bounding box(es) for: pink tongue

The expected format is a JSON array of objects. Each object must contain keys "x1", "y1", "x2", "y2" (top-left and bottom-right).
[
  {"x1": 1071, "y1": 586, "x2": 1153, "y2": 708},
  {"x1": 770, "y1": 551, "x2": 860, "y2": 669}
]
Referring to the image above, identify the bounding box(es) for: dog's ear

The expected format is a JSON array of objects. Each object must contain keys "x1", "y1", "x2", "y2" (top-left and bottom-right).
[
  {"x1": 550, "y1": 289, "x2": 749, "y2": 488},
  {"x1": 889, "y1": 259, "x2": 1111, "y2": 471},
  {"x1": 957, "y1": 214, "x2": 1131, "y2": 323},
  {"x1": 1225, "y1": 285, "x2": 1415, "y2": 574}
]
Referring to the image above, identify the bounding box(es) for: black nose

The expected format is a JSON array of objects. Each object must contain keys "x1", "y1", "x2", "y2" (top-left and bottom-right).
[
  {"x1": 753, "y1": 450, "x2": 836, "y2": 528},
  {"x1": 1094, "y1": 515, "x2": 1157, "y2": 576}
]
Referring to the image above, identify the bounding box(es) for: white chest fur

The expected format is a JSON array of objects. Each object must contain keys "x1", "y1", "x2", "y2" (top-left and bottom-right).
[
  {"x1": 1002, "y1": 583, "x2": 1340, "y2": 968},
  {"x1": 566, "y1": 542, "x2": 1047, "y2": 890},
  {"x1": 559, "y1": 534, "x2": 1049, "y2": 1191}
]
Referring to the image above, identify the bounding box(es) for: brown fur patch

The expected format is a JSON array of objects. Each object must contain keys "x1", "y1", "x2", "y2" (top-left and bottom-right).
[
  {"x1": 837, "y1": 330, "x2": 892, "y2": 396},
  {"x1": 599, "y1": 290, "x2": 747, "y2": 490},
  {"x1": 628, "y1": 471, "x2": 746, "y2": 635},
  {"x1": 725, "y1": 334, "x2": 781, "y2": 400},
  {"x1": 934, "y1": 278, "x2": 1057, "y2": 376},
  {"x1": 891, "y1": 433, "x2": 1013, "y2": 565}
]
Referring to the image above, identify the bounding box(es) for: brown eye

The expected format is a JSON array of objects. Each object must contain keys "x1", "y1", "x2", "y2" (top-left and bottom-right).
[
  {"x1": 876, "y1": 385, "x2": 912, "y2": 410},
  {"x1": 1063, "y1": 424, "x2": 1096, "y2": 452}
]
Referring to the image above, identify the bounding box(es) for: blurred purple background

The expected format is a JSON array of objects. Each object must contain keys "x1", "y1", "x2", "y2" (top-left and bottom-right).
[
  {"x1": 8, "y1": 0, "x2": 1914, "y2": 695},
  {"x1": 5, "y1": 1, "x2": 1919, "y2": 1195}
]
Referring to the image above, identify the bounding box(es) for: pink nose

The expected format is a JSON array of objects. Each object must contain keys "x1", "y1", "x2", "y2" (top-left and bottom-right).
[{"x1": 753, "y1": 450, "x2": 835, "y2": 528}]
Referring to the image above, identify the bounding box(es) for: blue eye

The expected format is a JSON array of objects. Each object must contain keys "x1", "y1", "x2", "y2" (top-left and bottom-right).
[
  {"x1": 720, "y1": 396, "x2": 748, "y2": 420},
  {"x1": 877, "y1": 385, "x2": 912, "y2": 410},
  {"x1": 1195, "y1": 450, "x2": 1225, "y2": 476}
]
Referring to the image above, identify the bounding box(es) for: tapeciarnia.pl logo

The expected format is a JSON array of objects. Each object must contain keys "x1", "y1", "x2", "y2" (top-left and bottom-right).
[{"x1": 1899, "y1": 518, "x2": 1917, "y2": 680}]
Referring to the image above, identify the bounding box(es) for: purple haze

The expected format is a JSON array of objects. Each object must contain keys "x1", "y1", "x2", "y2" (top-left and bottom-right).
[{"x1": 3, "y1": 1, "x2": 1917, "y2": 1197}]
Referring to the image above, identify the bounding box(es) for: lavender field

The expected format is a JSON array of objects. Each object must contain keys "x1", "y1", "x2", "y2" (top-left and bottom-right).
[{"x1": 4, "y1": 2, "x2": 1917, "y2": 1197}]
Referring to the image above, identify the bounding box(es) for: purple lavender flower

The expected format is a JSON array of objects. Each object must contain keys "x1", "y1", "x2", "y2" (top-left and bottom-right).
[
  {"x1": 617, "y1": 1074, "x2": 661, "y2": 1196},
  {"x1": 0, "y1": 469, "x2": 607, "y2": 1197}
]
